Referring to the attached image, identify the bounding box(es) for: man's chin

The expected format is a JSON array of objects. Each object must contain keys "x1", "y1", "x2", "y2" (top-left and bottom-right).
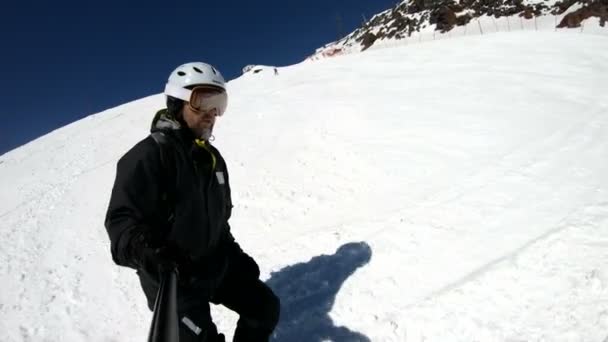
[{"x1": 197, "y1": 127, "x2": 214, "y2": 141}]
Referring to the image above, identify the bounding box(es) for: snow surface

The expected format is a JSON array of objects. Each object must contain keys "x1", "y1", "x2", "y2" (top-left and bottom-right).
[{"x1": 1, "y1": 31, "x2": 608, "y2": 342}]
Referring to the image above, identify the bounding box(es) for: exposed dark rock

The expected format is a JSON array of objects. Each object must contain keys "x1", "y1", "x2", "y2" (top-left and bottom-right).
[
  {"x1": 521, "y1": 7, "x2": 535, "y2": 19},
  {"x1": 430, "y1": 6, "x2": 458, "y2": 32},
  {"x1": 360, "y1": 32, "x2": 378, "y2": 51},
  {"x1": 558, "y1": 2, "x2": 608, "y2": 27},
  {"x1": 456, "y1": 12, "x2": 474, "y2": 26}
]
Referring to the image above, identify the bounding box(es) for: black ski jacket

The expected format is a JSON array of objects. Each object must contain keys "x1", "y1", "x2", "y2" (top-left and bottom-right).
[{"x1": 105, "y1": 110, "x2": 236, "y2": 282}]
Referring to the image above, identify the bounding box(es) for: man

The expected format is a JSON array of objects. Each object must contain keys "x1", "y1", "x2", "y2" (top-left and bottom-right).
[{"x1": 105, "y1": 62, "x2": 280, "y2": 342}]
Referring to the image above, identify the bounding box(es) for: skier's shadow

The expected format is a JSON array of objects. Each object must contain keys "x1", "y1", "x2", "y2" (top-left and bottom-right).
[{"x1": 266, "y1": 242, "x2": 372, "y2": 342}]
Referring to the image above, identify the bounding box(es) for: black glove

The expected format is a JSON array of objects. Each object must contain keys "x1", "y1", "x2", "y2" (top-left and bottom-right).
[{"x1": 129, "y1": 231, "x2": 178, "y2": 277}]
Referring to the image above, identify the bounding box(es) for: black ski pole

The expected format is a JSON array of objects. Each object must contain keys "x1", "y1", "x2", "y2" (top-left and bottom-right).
[{"x1": 148, "y1": 268, "x2": 179, "y2": 342}]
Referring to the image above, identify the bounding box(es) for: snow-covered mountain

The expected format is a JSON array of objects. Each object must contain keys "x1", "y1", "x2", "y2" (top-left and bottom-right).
[
  {"x1": 310, "y1": 0, "x2": 607, "y2": 58},
  {"x1": 1, "y1": 30, "x2": 608, "y2": 341}
]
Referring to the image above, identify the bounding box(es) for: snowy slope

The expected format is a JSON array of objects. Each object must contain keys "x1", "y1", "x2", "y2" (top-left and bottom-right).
[{"x1": 1, "y1": 31, "x2": 608, "y2": 342}]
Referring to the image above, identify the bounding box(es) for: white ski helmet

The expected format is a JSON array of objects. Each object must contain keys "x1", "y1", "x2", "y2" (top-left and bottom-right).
[
  {"x1": 167, "y1": 62, "x2": 225, "y2": 89},
  {"x1": 164, "y1": 62, "x2": 227, "y2": 116}
]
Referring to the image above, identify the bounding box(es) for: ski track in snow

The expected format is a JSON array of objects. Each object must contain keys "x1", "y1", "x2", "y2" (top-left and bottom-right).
[{"x1": 1, "y1": 31, "x2": 608, "y2": 341}]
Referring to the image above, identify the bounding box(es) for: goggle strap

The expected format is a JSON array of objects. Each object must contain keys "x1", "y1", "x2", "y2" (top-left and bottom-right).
[{"x1": 164, "y1": 83, "x2": 192, "y2": 102}]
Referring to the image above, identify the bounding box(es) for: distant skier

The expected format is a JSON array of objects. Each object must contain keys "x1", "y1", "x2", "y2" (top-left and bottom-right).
[
  {"x1": 274, "y1": 67, "x2": 278, "y2": 76},
  {"x1": 105, "y1": 62, "x2": 280, "y2": 342}
]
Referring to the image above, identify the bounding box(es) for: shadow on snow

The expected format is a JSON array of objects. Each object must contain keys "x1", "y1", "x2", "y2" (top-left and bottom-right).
[{"x1": 266, "y1": 241, "x2": 373, "y2": 342}]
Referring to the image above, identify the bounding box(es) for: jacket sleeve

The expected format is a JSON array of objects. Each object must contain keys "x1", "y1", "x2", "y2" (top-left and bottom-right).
[{"x1": 104, "y1": 136, "x2": 166, "y2": 268}]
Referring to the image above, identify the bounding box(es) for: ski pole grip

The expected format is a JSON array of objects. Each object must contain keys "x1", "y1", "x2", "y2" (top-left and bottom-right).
[{"x1": 148, "y1": 268, "x2": 179, "y2": 342}]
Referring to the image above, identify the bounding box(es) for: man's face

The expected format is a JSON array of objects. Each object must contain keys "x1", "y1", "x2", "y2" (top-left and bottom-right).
[
  {"x1": 182, "y1": 105, "x2": 218, "y2": 138},
  {"x1": 181, "y1": 86, "x2": 226, "y2": 139}
]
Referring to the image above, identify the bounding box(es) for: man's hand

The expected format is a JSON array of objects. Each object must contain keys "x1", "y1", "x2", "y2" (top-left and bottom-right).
[{"x1": 130, "y1": 232, "x2": 178, "y2": 276}]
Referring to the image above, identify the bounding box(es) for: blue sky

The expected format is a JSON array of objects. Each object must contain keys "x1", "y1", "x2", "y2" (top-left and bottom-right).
[{"x1": 0, "y1": 0, "x2": 397, "y2": 156}]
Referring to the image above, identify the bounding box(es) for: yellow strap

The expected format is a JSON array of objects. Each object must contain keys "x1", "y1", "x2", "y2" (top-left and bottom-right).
[{"x1": 194, "y1": 139, "x2": 217, "y2": 170}]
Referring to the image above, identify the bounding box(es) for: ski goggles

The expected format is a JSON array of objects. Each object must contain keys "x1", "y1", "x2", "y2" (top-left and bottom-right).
[{"x1": 164, "y1": 83, "x2": 228, "y2": 116}]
